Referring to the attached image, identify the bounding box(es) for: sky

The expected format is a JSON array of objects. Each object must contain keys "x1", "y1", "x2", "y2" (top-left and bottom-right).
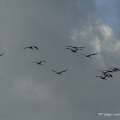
[{"x1": 0, "y1": 0, "x2": 120, "y2": 120}]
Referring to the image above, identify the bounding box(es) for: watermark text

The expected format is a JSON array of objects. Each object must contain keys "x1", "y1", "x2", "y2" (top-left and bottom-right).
[{"x1": 98, "y1": 113, "x2": 120, "y2": 117}]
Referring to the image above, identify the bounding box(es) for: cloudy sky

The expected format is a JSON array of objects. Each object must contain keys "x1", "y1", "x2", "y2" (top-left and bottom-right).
[{"x1": 0, "y1": 0, "x2": 120, "y2": 120}]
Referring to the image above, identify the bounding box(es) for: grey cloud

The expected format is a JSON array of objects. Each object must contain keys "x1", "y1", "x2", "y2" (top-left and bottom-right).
[{"x1": 0, "y1": 0, "x2": 119, "y2": 120}]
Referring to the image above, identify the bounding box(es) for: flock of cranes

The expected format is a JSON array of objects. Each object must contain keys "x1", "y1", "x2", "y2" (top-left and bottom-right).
[
  {"x1": 23, "y1": 45, "x2": 100, "y2": 75},
  {"x1": 66, "y1": 45, "x2": 98, "y2": 58},
  {"x1": 21, "y1": 45, "x2": 120, "y2": 78},
  {"x1": 23, "y1": 45, "x2": 67, "y2": 75},
  {"x1": 0, "y1": 45, "x2": 119, "y2": 79},
  {"x1": 66, "y1": 45, "x2": 120, "y2": 80},
  {"x1": 96, "y1": 67, "x2": 120, "y2": 80}
]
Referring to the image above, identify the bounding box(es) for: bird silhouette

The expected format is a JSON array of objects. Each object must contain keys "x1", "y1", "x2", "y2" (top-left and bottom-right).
[
  {"x1": 96, "y1": 76, "x2": 107, "y2": 80},
  {"x1": 23, "y1": 46, "x2": 38, "y2": 50},
  {"x1": 66, "y1": 46, "x2": 85, "y2": 50},
  {"x1": 98, "y1": 70, "x2": 111, "y2": 74},
  {"x1": 97, "y1": 70, "x2": 113, "y2": 79},
  {"x1": 103, "y1": 70, "x2": 113, "y2": 73},
  {"x1": 52, "y1": 69, "x2": 67, "y2": 74},
  {"x1": 79, "y1": 52, "x2": 98, "y2": 58},
  {"x1": 66, "y1": 48, "x2": 78, "y2": 53},
  {"x1": 108, "y1": 67, "x2": 120, "y2": 72},
  {"x1": 23, "y1": 46, "x2": 33, "y2": 50},
  {"x1": 0, "y1": 53, "x2": 4, "y2": 56},
  {"x1": 32, "y1": 60, "x2": 45, "y2": 65}
]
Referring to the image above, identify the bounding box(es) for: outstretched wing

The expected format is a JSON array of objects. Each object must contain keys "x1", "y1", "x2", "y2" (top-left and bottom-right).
[
  {"x1": 77, "y1": 47, "x2": 85, "y2": 50},
  {"x1": 104, "y1": 70, "x2": 113, "y2": 73},
  {"x1": 66, "y1": 46, "x2": 85, "y2": 49},
  {"x1": 79, "y1": 53, "x2": 86, "y2": 56},
  {"x1": 60, "y1": 69, "x2": 67, "y2": 73},
  {"x1": 96, "y1": 76, "x2": 100, "y2": 78},
  {"x1": 66, "y1": 46, "x2": 77, "y2": 49},
  {"x1": 79, "y1": 46, "x2": 85, "y2": 48},
  {"x1": 66, "y1": 46, "x2": 74, "y2": 48},
  {"x1": 34, "y1": 46, "x2": 38, "y2": 50},
  {"x1": 52, "y1": 70, "x2": 57, "y2": 73},
  {"x1": 66, "y1": 48, "x2": 71, "y2": 50},
  {"x1": 32, "y1": 62, "x2": 37, "y2": 63},
  {"x1": 23, "y1": 47, "x2": 28, "y2": 50},
  {"x1": 109, "y1": 74, "x2": 113, "y2": 77},
  {"x1": 96, "y1": 76, "x2": 107, "y2": 80},
  {"x1": 0, "y1": 53, "x2": 4, "y2": 56},
  {"x1": 38, "y1": 60, "x2": 45, "y2": 64},
  {"x1": 89, "y1": 52, "x2": 98, "y2": 56}
]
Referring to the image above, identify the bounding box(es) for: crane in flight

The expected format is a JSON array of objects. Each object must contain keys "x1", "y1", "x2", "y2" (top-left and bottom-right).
[
  {"x1": 23, "y1": 46, "x2": 38, "y2": 50},
  {"x1": 108, "y1": 67, "x2": 120, "y2": 72},
  {"x1": 66, "y1": 48, "x2": 78, "y2": 53},
  {"x1": 79, "y1": 52, "x2": 98, "y2": 58},
  {"x1": 66, "y1": 46, "x2": 85, "y2": 50},
  {"x1": 96, "y1": 76, "x2": 107, "y2": 80},
  {"x1": 98, "y1": 70, "x2": 113, "y2": 78},
  {"x1": 32, "y1": 60, "x2": 45, "y2": 65},
  {"x1": 52, "y1": 69, "x2": 67, "y2": 75}
]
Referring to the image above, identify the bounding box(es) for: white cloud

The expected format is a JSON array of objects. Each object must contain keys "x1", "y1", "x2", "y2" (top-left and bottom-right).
[
  {"x1": 70, "y1": 20, "x2": 120, "y2": 54},
  {"x1": 69, "y1": 20, "x2": 120, "y2": 69},
  {"x1": 98, "y1": 25, "x2": 113, "y2": 40}
]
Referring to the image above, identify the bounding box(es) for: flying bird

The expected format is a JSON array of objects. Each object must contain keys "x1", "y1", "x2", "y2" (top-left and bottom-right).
[
  {"x1": 52, "y1": 69, "x2": 67, "y2": 74},
  {"x1": 23, "y1": 46, "x2": 38, "y2": 50},
  {"x1": 0, "y1": 53, "x2": 4, "y2": 56},
  {"x1": 97, "y1": 70, "x2": 113, "y2": 79},
  {"x1": 98, "y1": 70, "x2": 113, "y2": 76},
  {"x1": 66, "y1": 48, "x2": 78, "y2": 53},
  {"x1": 32, "y1": 60, "x2": 45, "y2": 65},
  {"x1": 108, "y1": 67, "x2": 120, "y2": 72},
  {"x1": 66, "y1": 46, "x2": 85, "y2": 50},
  {"x1": 103, "y1": 70, "x2": 113, "y2": 73},
  {"x1": 96, "y1": 76, "x2": 107, "y2": 80},
  {"x1": 23, "y1": 46, "x2": 34, "y2": 50},
  {"x1": 79, "y1": 52, "x2": 98, "y2": 58}
]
